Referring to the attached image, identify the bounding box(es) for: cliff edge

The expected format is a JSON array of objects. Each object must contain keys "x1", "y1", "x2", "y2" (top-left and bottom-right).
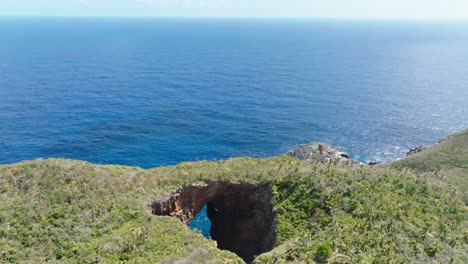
[{"x1": 0, "y1": 129, "x2": 466, "y2": 263}]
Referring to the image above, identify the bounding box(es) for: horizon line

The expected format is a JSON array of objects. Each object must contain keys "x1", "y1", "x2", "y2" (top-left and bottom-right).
[{"x1": 1, "y1": 14, "x2": 468, "y2": 22}]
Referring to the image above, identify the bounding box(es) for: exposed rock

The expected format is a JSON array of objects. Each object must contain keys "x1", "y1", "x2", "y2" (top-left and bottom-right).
[
  {"x1": 151, "y1": 182, "x2": 276, "y2": 263},
  {"x1": 288, "y1": 142, "x2": 349, "y2": 163},
  {"x1": 406, "y1": 145, "x2": 428, "y2": 156},
  {"x1": 368, "y1": 161, "x2": 381, "y2": 166}
]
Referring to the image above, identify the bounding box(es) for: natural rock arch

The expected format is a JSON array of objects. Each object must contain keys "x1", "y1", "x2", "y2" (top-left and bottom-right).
[{"x1": 151, "y1": 182, "x2": 277, "y2": 263}]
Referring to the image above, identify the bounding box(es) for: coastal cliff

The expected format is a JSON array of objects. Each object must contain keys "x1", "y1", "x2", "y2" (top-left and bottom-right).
[
  {"x1": 0, "y1": 129, "x2": 467, "y2": 263},
  {"x1": 152, "y1": 182, "x2": 276, "y2": 263}
]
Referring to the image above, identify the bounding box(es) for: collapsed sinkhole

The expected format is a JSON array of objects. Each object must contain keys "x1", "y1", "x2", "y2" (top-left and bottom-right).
[
  {"x1": 189, "y1": 205, "x2": 211, "y2": 238},
  {"x1": 151, "y1": 182, "x2": 277, "y2": 263}
]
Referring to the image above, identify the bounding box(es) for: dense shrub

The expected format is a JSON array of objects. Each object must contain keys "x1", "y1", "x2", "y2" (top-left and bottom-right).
[{"x1": 1, "y1": 130, "x2": 467, "y2": 263}]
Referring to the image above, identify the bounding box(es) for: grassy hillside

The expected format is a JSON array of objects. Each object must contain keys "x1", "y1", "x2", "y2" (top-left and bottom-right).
[
  {"x1": 0, "y1": 130, "x2": 467, "y2": 263},
  {"x1": 388, "y1": 128, "x2": 468, "y2": 202}
]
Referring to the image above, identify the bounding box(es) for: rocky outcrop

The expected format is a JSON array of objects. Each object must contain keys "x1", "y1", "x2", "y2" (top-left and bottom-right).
[
  {"x1": 151, "y1": 182, "x2": 226, "y2": 225},
  {"x1": 151, "y1": 182, "x2": 276, "y2": 263},
  {"x1": 406, "y1": 145, "x2": 428, "y2": 156},
  {"x1": 288, "y1": 142, "x2": 349, "y2": 163}
]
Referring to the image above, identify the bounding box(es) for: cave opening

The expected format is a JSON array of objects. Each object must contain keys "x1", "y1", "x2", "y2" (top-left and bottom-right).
[
  {"x1": 189, "y1": 205, "x2": 211, "y2": 238},
  {"x1": 151, "y1": 182, "x2": 277, "y2": 263}
]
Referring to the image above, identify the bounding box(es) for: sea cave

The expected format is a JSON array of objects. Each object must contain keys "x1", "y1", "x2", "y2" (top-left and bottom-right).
[{"x1": 151, "y1": 182, "x2": 277, "y2": 263}]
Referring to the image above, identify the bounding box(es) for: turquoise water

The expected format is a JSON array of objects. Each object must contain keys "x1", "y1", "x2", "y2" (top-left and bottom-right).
[
  {"x1": 1, "y1": 18, "x2": 467, "y2": 168},
  {"x1": 189, "y1": 205, "x2": 211, "y2": 238}
]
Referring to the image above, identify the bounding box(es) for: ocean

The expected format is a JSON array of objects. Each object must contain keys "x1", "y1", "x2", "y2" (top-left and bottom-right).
[{"x1": 1, "y1": 18, "x2": 468, "y2": 168}]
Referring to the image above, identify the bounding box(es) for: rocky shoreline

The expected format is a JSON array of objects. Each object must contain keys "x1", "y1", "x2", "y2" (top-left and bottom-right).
[
  {"x1": 287, "y1": 141, "x2": 431, "y2": 165},
  {"x1": 287, "y1": 142, "x2": 350, "y2": 163}
]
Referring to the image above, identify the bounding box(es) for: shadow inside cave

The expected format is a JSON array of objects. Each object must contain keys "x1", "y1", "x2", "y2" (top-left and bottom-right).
[{"x1": 151, "y1": 182, "x2": 277, "y2": 263}]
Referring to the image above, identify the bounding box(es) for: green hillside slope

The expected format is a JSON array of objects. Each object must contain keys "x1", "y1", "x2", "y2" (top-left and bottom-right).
[
  {"x1": 388, "y1": 129, "x2": 468, "y2": 202},
  {"x1": 1, "y1": 130, "x2": 467, "y2": 263}
]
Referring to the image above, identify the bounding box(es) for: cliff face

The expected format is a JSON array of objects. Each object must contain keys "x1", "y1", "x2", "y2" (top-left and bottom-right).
[{"x1": 152, "y1": 182, "x2": 277, "y2": 263}]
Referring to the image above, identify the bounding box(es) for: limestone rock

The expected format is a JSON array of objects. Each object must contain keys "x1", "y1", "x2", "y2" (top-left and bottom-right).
[
  {"x1": 151, "y1": 182, "x2": 276, "y2": 263},
  {"x1": 288, "y1": 142, "x2": 349, "y2": 163}
]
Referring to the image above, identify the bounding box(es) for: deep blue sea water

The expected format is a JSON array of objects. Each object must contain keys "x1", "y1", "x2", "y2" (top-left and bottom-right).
[
  {"x1": 1, "y1": 17, "x2": 468, "y2": 238},
  {"x1": 1, "y1": 18, "x2": 468, "y2": 168}
]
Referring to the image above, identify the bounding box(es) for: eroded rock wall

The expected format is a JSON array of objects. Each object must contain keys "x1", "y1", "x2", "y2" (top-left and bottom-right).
[
  {"x1": 151, "y1": 182, "x2": 228, "y2": 224},
  {"x1": 151, "y1": 182, "x2": 276, "y2": 263}
]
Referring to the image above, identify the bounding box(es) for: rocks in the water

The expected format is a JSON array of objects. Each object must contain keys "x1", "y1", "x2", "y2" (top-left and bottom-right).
[
  {"x1": 368, "y1": 161, "x2": 381, "y2": 166},
  {"x1": 406, "y1": 145, "x2": 428, "y2": 156},
  {"x1": 288, "y1": 142, "x2": 349, "y2": 163}
]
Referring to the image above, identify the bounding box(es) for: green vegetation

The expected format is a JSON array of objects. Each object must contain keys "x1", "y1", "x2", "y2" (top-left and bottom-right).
[
  {"x1": 388, "y1": 129, "x2": 468, "y2": 202},
  {"x1": 1, "y1": 130, "x2": 467, "y2": 263},
  {"x1": 257, "y1": 163, "x2": 466, "y2": 263}
]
